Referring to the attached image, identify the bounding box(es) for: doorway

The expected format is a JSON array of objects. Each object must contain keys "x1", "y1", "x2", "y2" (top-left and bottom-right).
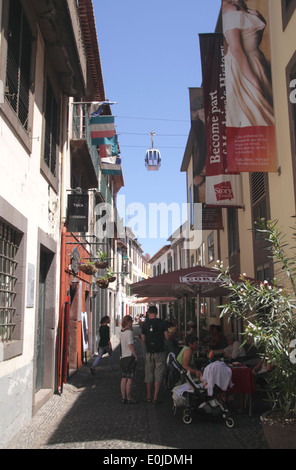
[{"x1": 36, "y1": 249, "x2": 48, "y2": 392}]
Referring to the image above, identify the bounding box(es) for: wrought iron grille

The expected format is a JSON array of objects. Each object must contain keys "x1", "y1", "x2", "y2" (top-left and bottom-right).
[
  {"x1": 5, "y1": 0, "x2": 32, "y2": 131},
  {"x1": 0, "y1": 222, "x2": 19, "y2": 342}
]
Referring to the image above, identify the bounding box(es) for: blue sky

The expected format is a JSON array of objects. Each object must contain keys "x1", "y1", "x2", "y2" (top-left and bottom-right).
[{"x1": 93, "y1": 0, "x2": 221, "y2": 257}]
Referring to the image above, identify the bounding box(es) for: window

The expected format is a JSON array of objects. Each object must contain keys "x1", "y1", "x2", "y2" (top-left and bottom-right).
[
  {"x1": 0, "y1": 222, "x2": 19, "y2": 342},
  {"x1": 197, "y1": 243, "x2": 204, "y2": 266},
  {"x1": 157, "y1": 263, "x2": 161, "y2": 276},
  {"x1": 167, "y1": 255, "x2": 173, "y2": 272},
  {"x1": 210, "y1": 298, "x2": 217, "y2": 318},
  {"x1": 5, "y1": 0, "x2": 33, "y2": 131},
  {"x1": 207, "y1": 232, "x2": 215, "y2": 263},
  {"x1": 0, "y1": 196, "x2": 27, "y2": 361},
  {"x1": 256, "y1": 264, "x2": 271, "y2": 283},
  {"x1": 228, "y1": 208, "x2": 239, "y2": 257},
  {"x1": 189, "y1": 185, "x2": 194, "y2": 228},
  {"x1": 250, "y1": 172, "x2": 269, "y2": 238},
  {"x1": 41, "y1": 77, "x2": 59, "y2": 185}
]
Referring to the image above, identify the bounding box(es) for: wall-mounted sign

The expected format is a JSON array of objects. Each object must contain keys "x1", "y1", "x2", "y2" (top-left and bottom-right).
[{"x1": 67, "y1": 194, "x2": 89, "y2": 233}]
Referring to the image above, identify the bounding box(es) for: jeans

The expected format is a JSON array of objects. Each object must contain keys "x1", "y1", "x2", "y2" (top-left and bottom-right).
[{"x1": 93, "y1": 345, "x2": 114, "y2": 370}]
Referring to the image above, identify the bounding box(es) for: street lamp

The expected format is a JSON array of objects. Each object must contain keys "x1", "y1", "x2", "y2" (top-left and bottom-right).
[{"x1": 122, "y1": 254, "x2": 129, "y2": 275}]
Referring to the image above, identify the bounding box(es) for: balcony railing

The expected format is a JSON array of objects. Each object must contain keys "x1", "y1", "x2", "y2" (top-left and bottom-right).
[{"x1": 72, "y1": 103, "x2": 99, "y2": 175}]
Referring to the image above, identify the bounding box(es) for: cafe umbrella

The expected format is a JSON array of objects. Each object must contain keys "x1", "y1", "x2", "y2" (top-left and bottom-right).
[
  {"x1": 130, "y1": 266, "x2": 230, "y2": 299},
  {"x1": 130, "y1": 265, "x2": 232, "y2": 337}
]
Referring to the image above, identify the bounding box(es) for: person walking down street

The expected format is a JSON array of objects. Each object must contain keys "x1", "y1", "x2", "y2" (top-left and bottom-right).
[
  {"x1": 120, "y1": 315, "x2": 138, "y2": 404},
  {"x1": 141, "y1": 306, "x2": 169, "y2": 406},
  {"x1": 90, "y1": 316, "x2": 114, "y2": 374}
]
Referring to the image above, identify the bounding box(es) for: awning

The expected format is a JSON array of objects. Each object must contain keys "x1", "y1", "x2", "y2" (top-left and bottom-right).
[{"x1": 131, "y1": 265, "x2": 230, "y2": 299}]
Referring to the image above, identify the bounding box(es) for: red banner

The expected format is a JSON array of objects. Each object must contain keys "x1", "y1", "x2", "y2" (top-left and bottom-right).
[
  {"x1": 199, "y1": 33, "x2": 242, "y2": 207},
  {"x1": 222, "y1": 0, "x2": 277, "y2": 172}
]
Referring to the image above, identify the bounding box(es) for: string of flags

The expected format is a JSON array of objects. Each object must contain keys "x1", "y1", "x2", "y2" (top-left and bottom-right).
[{"x1": 89, "y1": 101, "x2": 121, "y2": 175}]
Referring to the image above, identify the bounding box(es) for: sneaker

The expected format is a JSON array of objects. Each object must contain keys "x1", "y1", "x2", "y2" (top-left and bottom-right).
[
  {"x1": 121, "y1": 398, "x2": 127, "y2": 404},
  {"x1": 90, "y1": 367, "x2": 95, "y2": 375},
  {"x1": 127, "y1": 399, "x2": 138, "y2": 404}
]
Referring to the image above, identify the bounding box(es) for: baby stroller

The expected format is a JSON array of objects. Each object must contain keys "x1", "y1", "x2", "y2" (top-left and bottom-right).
[{"x1": 167, "y1": 353, "x2": 235, "y2": 428}]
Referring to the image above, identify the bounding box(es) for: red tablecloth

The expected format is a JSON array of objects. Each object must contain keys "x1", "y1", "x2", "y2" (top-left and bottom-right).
[{"x1": 229, "y1": 366, "x2": 255, "y2": 395}]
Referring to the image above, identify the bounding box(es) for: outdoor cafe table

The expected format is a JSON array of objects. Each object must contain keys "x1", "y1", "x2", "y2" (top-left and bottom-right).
[{"x1": 228, "y1": 364, "x2": 255, "y2": 415}]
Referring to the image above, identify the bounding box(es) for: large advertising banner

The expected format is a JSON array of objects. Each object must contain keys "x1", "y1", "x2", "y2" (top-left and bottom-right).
[
  {"x1": 221, "y1": 0, "x2": 277, "y2": 172},
  {"x1": 188, "y1": 87, "x2": 223, "y2": 229},
  {"x1": 199, "y1": 33, "x2": 243, "y2": 207}
]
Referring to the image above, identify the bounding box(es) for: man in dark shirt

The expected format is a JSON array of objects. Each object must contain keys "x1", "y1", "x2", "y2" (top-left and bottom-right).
[{"x1": 141, "y1": 306, "x2": 169, "y2": 405}]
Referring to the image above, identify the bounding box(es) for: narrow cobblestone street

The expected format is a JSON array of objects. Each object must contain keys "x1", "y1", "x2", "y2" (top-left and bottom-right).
[{"x1": 5, "y1": 326, "x2": 268, "y2": 451}]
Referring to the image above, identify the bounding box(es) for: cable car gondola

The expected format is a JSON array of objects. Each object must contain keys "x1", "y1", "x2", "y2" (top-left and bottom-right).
[{"x1": 145, "y1": 131, "x2": 161, "y2": 171}]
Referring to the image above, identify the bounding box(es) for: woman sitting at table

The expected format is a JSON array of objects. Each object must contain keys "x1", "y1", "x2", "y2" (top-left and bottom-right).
[
  {"x1": 208, "y1": 325, "x2": 228, "y2": 350},
  {"x1": 210, "y1": 333, "x2": 246, "y2": 361},
  {"x1": 177, "y1": 334, "x2": 203, "y2": 379}
]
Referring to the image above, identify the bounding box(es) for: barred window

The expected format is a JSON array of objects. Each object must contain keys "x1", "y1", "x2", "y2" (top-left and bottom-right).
[
  {"x1": 0, "y1": 222, "x2": 20, "y2": 343},
  {"x1": 5, "y1": 0, "x2": 32, "y2": 131},
  {"x1": 44, "y1": 79, "x2": 59, "y2": 177}
]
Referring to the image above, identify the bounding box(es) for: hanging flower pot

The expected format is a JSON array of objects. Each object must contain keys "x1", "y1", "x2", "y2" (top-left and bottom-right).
[
  {"x1": 94, "y1": 261, "x2": 108, "y2": 269},
  {"x1": 95, "y1": 278, "x2": 109, "y2": 289},
  {"x1": 106, "y1": 268, "x2": 116, "y2": 283},
  {"x1": 94, "y1": 250, "x2": 108, "y2": 269},
  {"x1": 79, "y1": 262, "x2": 97, "y2": 275}
]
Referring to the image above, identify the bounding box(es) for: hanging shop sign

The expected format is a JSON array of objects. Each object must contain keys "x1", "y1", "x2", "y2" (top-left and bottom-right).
[
  {"x1": 199, "y1": 33, "x2": 242, "y2": 207},
  {"x1": 221, "y1": 0, "x2": 277, "y2": 172},
  {"x1": 188, "y1": 87, "x2": 223, "y2": 230},
  {"x1": 67, "y1": 194, "x2": 89, "y2": 233}
]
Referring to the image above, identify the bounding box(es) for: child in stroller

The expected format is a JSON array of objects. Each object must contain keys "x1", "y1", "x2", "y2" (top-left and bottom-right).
[{"x1": 167, "y1": 353, "x2": 235, "y2": 428}]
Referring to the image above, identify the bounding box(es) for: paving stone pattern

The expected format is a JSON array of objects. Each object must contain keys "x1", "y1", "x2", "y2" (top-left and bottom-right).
[{"x1": 5, "y1": 327, "x2": 268, "y2": 450}]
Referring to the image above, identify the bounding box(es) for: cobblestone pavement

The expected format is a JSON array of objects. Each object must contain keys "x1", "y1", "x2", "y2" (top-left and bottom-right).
[{"x1": 5, "y1": 327, "x2": 269, "y2": 451}]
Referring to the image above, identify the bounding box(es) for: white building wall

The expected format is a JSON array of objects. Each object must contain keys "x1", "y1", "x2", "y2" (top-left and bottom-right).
[{"x1": 0, "y1": 27, "x2": 62, "y2": 446}]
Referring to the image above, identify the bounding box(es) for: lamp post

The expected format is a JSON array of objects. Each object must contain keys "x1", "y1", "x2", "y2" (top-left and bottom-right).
[{"x1": 122, "y1": 253, "x2": 129, "y2": 276}]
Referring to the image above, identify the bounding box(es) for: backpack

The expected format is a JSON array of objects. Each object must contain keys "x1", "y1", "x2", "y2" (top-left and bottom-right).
[{"x1": 145, "y1": 319, "x2": 164, "y2": 353}]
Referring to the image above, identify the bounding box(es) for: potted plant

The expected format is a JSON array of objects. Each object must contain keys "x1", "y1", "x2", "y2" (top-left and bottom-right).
[
  {"x1": 94, "y1": 250, "x2": 108, "y2": 269},
  {"x1": 78, "y1": 259, "x2": 97, "y2": 275},
  {"x1": 95, "y1": 276, "x2": 109, "y2": 289},
  {"x1": 216, "y1": 219, "x2": 296, "y2": 449},
  {"x1": 106, "y1": 268, "x2": 116, "y2": 283}
]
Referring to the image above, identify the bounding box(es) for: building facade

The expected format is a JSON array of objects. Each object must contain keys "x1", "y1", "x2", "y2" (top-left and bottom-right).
[
  {"x1": 181, "y1": 0, "x2": 296, "y2": 336},
  {"x1": 0, "y1": 0, "x2": 124, "y2": 447}
]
